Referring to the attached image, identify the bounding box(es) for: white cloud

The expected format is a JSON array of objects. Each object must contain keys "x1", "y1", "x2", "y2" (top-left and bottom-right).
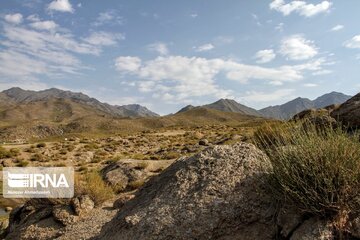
[
  {"x1": 330, "y1": 24, "x2": 344, "y2": 32},
  {"x1": 147, "y1": 42, "x2": 169, "y2": 56},
  {"x1": 27, "y1": 14, "x2": 40, "y2": 22},
  {"x1": 344, "y1": 35, "x2": 360, "y2": 49},
  {"x1": 0, "y1": 21, "x2": 121, "y2": 81},
  {"x1": 270, "y1": 0, "x2": 332, "y2": 17},
  {"x1": 280, "y1": 35, "x2": 318, "y2": 60},
  {"x1": 83, "y1": 32, "x2": 124, "y2": 46},
  {"x1": 114, "y1": 55, "x2": 328, "y2": 103},
  {"x1": 115, "y1": 56, "x2": 142, "y2": 72},
  {"x1": 93, "y1": 10, "x2": 124, "y2": 26},
  {"x1": 312, "y1": 69, "x2": 332, "y2": 75},
  {"x1": 275, "y1": 22, "x2": 284, "y2": 32},
  {"x1": 190, "y1": 13, "x2": 198, "y2": 18},
  {"x1": 238, "y1": 89, "x2": 295, "y2": 103},
  {"x1": 47, "y1": 0, "x2": 74, "y2": 13},
  {"x1": 194, "y1": 43, "x2": 215, "y2": 52},
  {"x1": 304, "y1": 83, "x2": 318, "y2": 87},
  {"x1": 4, "y1": 13, "x2": 23, "y2": 24},
  {"x1": 254, "y1": 49, "x2": 276, "y2": 63},
  {"x1": 29, "y1": 20, "x2": 58, "y2": 31}
]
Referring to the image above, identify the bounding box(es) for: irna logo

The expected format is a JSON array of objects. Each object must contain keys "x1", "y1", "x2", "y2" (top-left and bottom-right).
[
  {"x1": 7, "y1": 172, "x2": 69, "y2": 188},
  {"x1": 3, "y1": 167, "x2": 74, "y2": 198}
]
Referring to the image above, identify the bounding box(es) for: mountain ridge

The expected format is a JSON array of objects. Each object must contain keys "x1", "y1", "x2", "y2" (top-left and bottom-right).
[
  {"x1": 1, "y1": 87, "x2": 158, "y2": 118},
  {"x1": 259, "y1": 91, "x2": 351, "y2": 120}
]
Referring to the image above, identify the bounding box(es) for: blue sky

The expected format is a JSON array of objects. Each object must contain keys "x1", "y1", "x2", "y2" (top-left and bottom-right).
[{"x1": 1, "y1": 0, "x2": 360, "y2": 114}]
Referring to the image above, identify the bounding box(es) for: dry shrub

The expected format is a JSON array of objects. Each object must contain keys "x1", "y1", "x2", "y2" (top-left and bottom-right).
[
  {"x1": 255, "y1": 123, "x2": 360, "y2": 232},
  {"x1": 75, "y1": 171, "x2": 113, "y2": 206}
]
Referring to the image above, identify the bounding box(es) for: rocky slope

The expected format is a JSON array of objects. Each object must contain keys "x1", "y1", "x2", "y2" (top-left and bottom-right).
[
  {"x1": 176, "y1": 99, "x2": 262, "y2": 117},
  {"x1": 96, "y1": 142, "x2": 276, "y2": 239},
  {"x1": 5, "y1": 142, "x2": 360, "y2": 239},
  {"x1": 204, "y1": 99, "x2": 262, "y2": 117},
  {"x1": 1, "y1": 87, "x2": 158, "y2": 118},
  {"x1": 117, "y1": 104, "x2": 159, "y2": 117},
  {"x1": 176, "y1": 105, "x2": 195, "y2": 113},
  {"x1": 95, "y1": 142, "x2": 347, "y2": 240},
  {"x1": 260, "y1": 92, "x2": 351, "y2": 120},
  {"x1": 331, "y1": 92, "x2": 360, "y2": 129}
]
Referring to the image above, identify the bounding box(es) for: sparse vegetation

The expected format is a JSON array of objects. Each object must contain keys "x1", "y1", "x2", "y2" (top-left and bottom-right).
[
  {"x1": 76, "y1": 171, "x2": 114, "y2": 206},
  {"x1": 255, "y1": 122, "x2": 360, "y2": 232},
  {"x1": 0, "y1": 146, "x2": 18, "y2": 159}
]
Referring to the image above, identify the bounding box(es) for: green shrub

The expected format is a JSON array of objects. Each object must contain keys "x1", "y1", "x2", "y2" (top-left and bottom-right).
[
  {"x1": 76, "y1": 171, "x2": 113, "y2": 206},
  {"x1": 255, "y1": 123, "x2": 360, "y2": 224},
  {"x1": 30, "y1": 153, "x2": 45, "y2": 162},
  {"x1": 0, "y1": 147, "x2": 18, "y2": 159},
  {"x1": 9, "y1": 148, "x2": 20, "y2": 156},
  {"x1": 18, "y1": 160, "x2": 29, "y2": 167}
]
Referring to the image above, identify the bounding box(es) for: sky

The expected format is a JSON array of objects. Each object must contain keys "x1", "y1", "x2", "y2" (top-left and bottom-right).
[{"x1": 1, "y1": 0, "x2": 360, "y2": 115}]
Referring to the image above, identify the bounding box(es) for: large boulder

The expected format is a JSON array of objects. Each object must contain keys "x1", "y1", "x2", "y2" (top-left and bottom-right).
[
  {"x1": 96, "y1": 142, "x2": 277, "y2": 240},
  {"x1": 331, "y1": 93, "x2": 360, "y2": 129},
  {"x1": 4, "y1": 196, "x2": 94, "y2": 240},
  {"x1": 101, "y1": 161, "x2": 147, "y2": 192}
]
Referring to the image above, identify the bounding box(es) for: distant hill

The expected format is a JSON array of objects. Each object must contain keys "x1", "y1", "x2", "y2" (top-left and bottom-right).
[
  {"x1": 259, "y1": 92, "x2": 351, "y2": 120},
  {"x1": 177, "y1": 105, "x2": 195, "y2": 114},
  {"x1": 117, "y1": 104, "x2": 159, "y2": 117},
  {"x1": 1, "y1": 87, "x2": 158, "y2": 118},
  {"x1": 313, "y1": 92, "x2": 351, "y2": 109},
  {"x1": 204, "y1": 99, "x2": 262, "y2": 117},
  {"x1": 0, "y1": 88, "x2": 267, "y2": 140},
  {"x1": 177, "y1": 99, "x2": 262, "y2": 117}
]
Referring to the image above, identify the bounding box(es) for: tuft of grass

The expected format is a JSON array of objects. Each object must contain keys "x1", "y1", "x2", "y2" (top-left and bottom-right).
[
  {"x1": 255, "y1": 123, "x2": 360, "y2": 229},
  {"x1": 76, "y1": 171, "x2": 113, "y2": 206},
  {"x1": 0, "y1": 146, "x2": 18, "y2": 159},
  {"x1": 18, "y1": 160, "x2": 29, "y2": 167},
  {"x1": 128, "y1": 179, "x2": 146, "y2": 190}
]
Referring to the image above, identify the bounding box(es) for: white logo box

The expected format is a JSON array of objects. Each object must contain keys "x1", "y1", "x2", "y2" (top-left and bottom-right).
[{"x1": 3, "y1": 167, "x2": 74, "y2": 198}]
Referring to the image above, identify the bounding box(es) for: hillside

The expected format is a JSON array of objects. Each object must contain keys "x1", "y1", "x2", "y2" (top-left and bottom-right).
[
  {"x1": 177, "y1": 99, "x2": 262, "y2": 117},
  {"x1": 0, "y1": 98, "x2": 267, "y2": 141},
  {"x1": 1, "y1": 88, "x2": 158, "y2": 118},
  {"x1": 259, "y1": 92, "x2": 351, "y2": 120}
]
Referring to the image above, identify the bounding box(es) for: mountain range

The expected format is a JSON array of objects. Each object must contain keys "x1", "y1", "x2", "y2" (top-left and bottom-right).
[
  {"x1": 177, "y1": 92, "x2": 351, "y2": 120},
  {"x1": 0, "y1": 87, "x2": 353, "y2": 140},
  {"x1": 259, "y1": 92, "x2": 352, "y2": 120},
  {"x1": 0, "y1": 87, "x2": 158, "y2": 118}
]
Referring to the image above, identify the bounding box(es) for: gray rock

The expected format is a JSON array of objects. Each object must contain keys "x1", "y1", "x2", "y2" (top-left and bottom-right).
[
  {"x1": 96, "y1": 142, "x2": 277, "y2": 240},
  {"x1": 113, "y1": 194, "x2": 135, "y2": 209},
  {"x1": 198, "y1": 138, "x2": 209, "y2": 146},
  {"x1": 331, "y1": 93, "x2": 360, "y2": 129},
  {"x1": 290, "y1": 218, "x2": 333, "y2": 240},
  {"x1": 71, "y1": 195, "x2": 94, "y2": 216},
  {"x1": 277, "y1": 206, "x2": 303, "y2": 238},
  {"x1": 52, "y1": 205, "x2": 78, "y2": 226},
  {"x1": 101, "y1": 161, "x2": 147, "y2": 192}
]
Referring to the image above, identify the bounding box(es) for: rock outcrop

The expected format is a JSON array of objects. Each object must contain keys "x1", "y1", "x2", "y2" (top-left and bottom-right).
[
  {"x1": 101, "y1": 161, "x2": 148, "y2": 192},
  {"x1": 331, "y1": 92, "x2": 360, "y2": 129},
  {"x1": 96, "y1": 142, "x2": 277, "y2": 239},
  {"x1": 4, "y1": 196, "x2": 95, "y2": 240}
]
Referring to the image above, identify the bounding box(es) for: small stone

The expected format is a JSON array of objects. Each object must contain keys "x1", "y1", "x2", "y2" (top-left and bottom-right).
[
  {"x1": 113, "y1": 194, "x2": 135, "y2": 209},
  {"x1": 71, "y1": 195, "x2": 94, "y2": 216},
  {"x1": 198, "y1": 139, "x2": 209, "y2": 146},
  {"x1": 5, "y1": 206, "x2": 13, "y2": 212}
]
